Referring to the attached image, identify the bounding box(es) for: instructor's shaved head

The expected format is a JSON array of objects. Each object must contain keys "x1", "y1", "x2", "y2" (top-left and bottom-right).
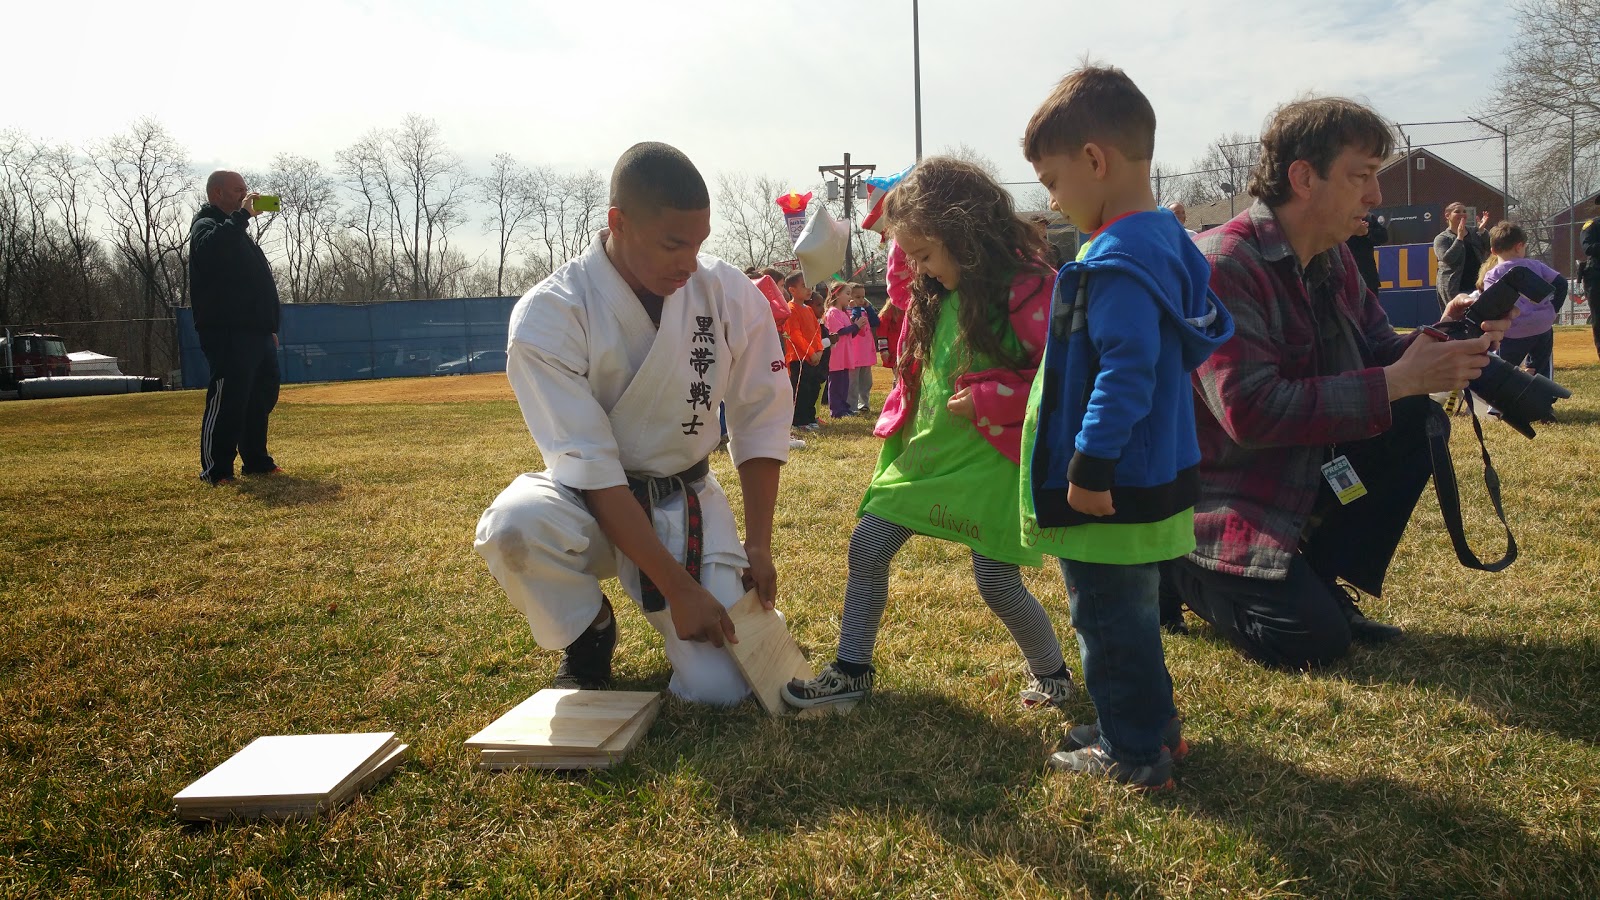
[{"x1": 609, "y1": 142, "x2": 710, "y2": 216}]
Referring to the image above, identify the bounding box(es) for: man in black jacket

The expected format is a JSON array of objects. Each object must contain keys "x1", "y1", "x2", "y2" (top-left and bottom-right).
[
  {"x1": 190, "y1": 170, "x2": 282, "y2": 485},
  {"x1": 1583, "y1": 212, "x2": 1600, "y2": 359}
]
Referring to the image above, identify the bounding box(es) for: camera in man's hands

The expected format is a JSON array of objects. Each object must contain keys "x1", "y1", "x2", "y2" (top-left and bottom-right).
[{"x1": 1423, "y1": 265, "x2": 1570, "y2": 438}]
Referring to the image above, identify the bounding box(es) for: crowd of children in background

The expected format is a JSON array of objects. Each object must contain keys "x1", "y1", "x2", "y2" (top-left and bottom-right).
[{"x1": 742, "y1": 268, "x2": 891, "y2": 442}]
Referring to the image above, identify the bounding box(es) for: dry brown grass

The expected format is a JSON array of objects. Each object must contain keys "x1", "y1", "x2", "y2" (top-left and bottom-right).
[
  {"x1": 1552, "y1": 324, "x2": 1597, "y2": 369},
  {"x1": 1, "y1": 355, "x2": 1596, "y2": 898}
]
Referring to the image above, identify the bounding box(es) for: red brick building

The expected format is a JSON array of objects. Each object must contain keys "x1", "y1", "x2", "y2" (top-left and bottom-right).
[
  {"x1": 1171, "y1": 147, "x2": 1512, "y2": 236},
  {"x1": 1377, "y1": 148, "x2": 1512, "y2": 228}
]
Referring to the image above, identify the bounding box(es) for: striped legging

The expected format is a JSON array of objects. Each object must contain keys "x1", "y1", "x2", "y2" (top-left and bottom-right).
[{"x1": 837, "y1": 513, "x2": 1067, "y2": 675}]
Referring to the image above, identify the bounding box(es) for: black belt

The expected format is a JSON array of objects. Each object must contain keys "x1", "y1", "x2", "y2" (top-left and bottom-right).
[
  {"x1": 626, "y1": 457, "x2": 711, "y2": 612},
  {"x1": 625, "y1": 457, "x2": 710, "y2": 502}
]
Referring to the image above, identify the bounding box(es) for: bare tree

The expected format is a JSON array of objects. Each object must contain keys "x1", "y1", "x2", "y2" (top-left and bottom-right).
[
  {"x1": 0, "y1": 131, "x2": 48, "y2": 328},
  {"x1": 386, "y1": 115, "x2": 470, "y2": 298},
  {"x1": 1171, "y1": 132, "x2": 1260, "y2": 207},
  {"x1": 1150, "y1": 160, "x2": 1185, "y2": 207},
  {"x1": 479, "y1": 153, "x2": 538, "y2": 295},
  {"x1": 333, "y1": 116, "x2": 471, "y2": 301},
  {"x1": 939, "y1": 143, "x2": 1004, "y2": 179},
  {"x1": 1482, "y1": 0, "x2": 1600, "y2": 250},
  {"x1": 267, "y1": 154, "x2": 341, "y2": 304},
  {"x1": 708, "y1": 172, "x2": 793, "y2": 270},
  {"x1": 1016, "y1": 185, "x2": 1053, "y2": 213},
  {"x1": 527, "y1": 167, "x2": 606, "y2": 280},
  {"x1": 91, "y1": 118, "x2": 193, "y2": 375},
  {"x1": 38, "y1": 142, "x2": 108, "y2": 332},
  {"x1": 335, "y1": 130, "x2": 395, "y2": 302}
]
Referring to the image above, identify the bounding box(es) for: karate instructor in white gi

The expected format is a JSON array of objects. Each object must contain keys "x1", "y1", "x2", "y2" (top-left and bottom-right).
[{"x1": 475, "y1": 142, "x2": 793, "y2": 705}]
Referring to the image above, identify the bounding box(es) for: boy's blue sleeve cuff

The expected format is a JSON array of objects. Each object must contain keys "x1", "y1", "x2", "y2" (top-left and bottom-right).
[{"x1": 1067, "y1": 450, "x2": 1117, "y2": 492}]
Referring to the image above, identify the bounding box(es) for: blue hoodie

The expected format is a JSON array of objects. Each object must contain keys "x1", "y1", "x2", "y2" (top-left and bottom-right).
[{"x1": 1031, "y1": 210, "x2": 1234, "y2": 530}]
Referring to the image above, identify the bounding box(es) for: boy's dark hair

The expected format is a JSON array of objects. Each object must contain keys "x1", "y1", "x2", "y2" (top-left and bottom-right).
[
  {"x1": 1023, "y1": 64, "x2": 1156, "y2": 163},
  {"x1": 783, "y1": 271, "x2": 807, "y2": 289},
  {"x1": 609, "y1": 142, "x2": 709, "y2": 215},
  {"x1": 1248, "y1": 98, "x2": 1394, "y2": 207},
  {"x1": 1488, "y1": 221, "x2": 1526, "y2": 253}
]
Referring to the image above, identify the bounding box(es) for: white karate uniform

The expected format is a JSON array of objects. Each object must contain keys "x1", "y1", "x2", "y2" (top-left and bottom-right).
[{"x1": 475, "y1": 233, "x2": 792, "y2": 705}]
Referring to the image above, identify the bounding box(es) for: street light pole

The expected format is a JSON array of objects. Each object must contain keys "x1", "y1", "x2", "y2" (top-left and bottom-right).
[
  {"x1": 1393, "y1": 122, "x2": 1413, "y2": 205},
  {"x1": 912, "y1": 0, "x2": 923, "y2": 160}
]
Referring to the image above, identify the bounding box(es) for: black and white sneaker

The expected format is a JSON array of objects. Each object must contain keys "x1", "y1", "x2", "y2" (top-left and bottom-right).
[
  {"x1": 1020, "y1": 670, "x2": 1076, "y2": 710},
  {"x1": 781, "y1": 661, "x2": 874, "y2": 709},
  {"x1": 552, "y1": 600, "x2": 617, "y2": 690}
]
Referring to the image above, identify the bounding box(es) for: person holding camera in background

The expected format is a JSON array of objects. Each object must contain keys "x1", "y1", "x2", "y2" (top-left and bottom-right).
[
  {"x1": 1346, "y1": 212, "x2": 1388, "y2": 294},
  {"x1": 1434, "y1": 201, "x2": 1492, "y2": 313},
  {"x1": 1159, "y1": 99, "x2": 1515, "y2": 669},
  {"x1": 190, "y1": 170, "x2": 283, "y2": 487}
]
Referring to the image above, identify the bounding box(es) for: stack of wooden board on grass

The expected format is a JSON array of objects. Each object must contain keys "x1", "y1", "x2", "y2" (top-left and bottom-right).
[
  {"x1": 173, "y1": 732, "x2": 408, "y2": 822},
  {"x1": 466, "y1": 689, "x2": 660, "y2": 770}
]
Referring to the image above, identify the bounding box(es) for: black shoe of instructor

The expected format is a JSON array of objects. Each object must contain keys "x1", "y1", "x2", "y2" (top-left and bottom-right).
[{"x1": 552, "y1": 596, "x2": 617, "y2": 689}]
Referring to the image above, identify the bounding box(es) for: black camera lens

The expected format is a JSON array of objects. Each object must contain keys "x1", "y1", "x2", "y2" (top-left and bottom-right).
[{"x1": 1469, "y1": 357, "x2": 1572, "y2": 438}]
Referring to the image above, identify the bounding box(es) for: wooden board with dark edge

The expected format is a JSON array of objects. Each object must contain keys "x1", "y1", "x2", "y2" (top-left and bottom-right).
[{"x1": 724, "y1": 591, "x2": 814, "y2": 716}]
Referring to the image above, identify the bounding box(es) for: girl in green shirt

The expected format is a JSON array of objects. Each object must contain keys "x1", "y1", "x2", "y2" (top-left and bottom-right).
[{"x1": 782, "y1": 157, "x2": 1075, "y2": 711}]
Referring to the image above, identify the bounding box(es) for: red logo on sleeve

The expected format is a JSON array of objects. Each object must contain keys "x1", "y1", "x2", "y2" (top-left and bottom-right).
[{"x1": 771, "y1": 361, "x2": 784, "y2": 372}]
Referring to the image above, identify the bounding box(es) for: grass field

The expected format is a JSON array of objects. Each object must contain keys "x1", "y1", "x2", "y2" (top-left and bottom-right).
[{"x1": 2, "y1": 327, "x2": 1597, "y2": 898}]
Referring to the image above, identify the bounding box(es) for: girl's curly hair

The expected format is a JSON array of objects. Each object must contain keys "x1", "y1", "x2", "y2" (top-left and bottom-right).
[{"x1": 882, "y1": 156, "x2": 1051, "y2": 402}]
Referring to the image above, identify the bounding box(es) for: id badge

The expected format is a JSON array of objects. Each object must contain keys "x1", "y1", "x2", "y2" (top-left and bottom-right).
[{"x1": 1321, "y1": 454, "x2": 1367, "y2": 505}]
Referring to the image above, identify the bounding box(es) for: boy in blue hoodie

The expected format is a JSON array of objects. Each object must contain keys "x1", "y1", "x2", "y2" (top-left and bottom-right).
[{"x1": 1021, "y1": 65, "x2": 1234, "y2": 789}]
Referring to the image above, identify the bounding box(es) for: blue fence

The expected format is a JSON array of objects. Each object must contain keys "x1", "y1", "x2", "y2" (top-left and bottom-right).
[{"x1": 177, "y1": 296, "x2": 517, "y2": 388}]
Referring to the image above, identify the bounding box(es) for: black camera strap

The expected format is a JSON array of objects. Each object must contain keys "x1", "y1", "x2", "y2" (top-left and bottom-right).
[{"x1": 1424, "y1": 393, "x2": 1517, "y2": 572}]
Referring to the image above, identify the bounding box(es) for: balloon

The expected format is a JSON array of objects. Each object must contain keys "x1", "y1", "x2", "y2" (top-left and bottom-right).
[{"x1": 795, "y1": 206, "x2": 847, "y2": 285}]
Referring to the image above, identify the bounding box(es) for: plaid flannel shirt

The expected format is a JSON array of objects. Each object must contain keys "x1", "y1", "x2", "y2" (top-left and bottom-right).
[{"x1": 1190, "y1": 201, "x2": 1419, "y2": 580}]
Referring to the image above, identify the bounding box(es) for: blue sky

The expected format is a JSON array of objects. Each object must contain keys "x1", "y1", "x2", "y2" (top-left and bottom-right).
[{"x1": 5, "y1": 0, "x2": 1519, "y2": 218}]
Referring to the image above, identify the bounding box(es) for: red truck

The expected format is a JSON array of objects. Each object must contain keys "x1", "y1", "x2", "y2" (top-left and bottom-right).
[{"x1": 1, "y1": 331, "x2": 71, "y2": 390}]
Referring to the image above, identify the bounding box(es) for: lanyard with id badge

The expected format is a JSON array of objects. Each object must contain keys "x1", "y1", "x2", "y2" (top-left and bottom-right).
[{"x1": 1321, "y1": 452, "x2": 1367, "y2": 505}]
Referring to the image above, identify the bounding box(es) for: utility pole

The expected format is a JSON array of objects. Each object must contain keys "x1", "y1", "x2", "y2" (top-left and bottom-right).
[
  {"x1": 819, "y1": 153, "x2": 876, "y2": 281},
  {"x1": 1468, "y1": 116, "x2": 1511, "y2": 219},
  {"x1": 1394, "y1": 124, "x2": 1412, "y2": 205},
  {"x1": 1571, "y1": 109, "x2": 1578, "y2": 321},
  {"x1": 912, "y1": 0, "x2": 923, "y2": 160}
]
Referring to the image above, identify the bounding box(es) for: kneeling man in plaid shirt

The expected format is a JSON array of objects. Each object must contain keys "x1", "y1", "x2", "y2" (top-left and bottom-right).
[{"x1": 1160, "y1": 98, "x2": 1516, "y2": 668}]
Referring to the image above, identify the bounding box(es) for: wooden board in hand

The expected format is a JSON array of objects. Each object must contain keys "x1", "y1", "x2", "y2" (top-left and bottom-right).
[
  {"x1": 464, "y1": 689, "x2": 659, "y2": 750},
  {"x1": 725, "y1": 590, "x2": 814, "y2": 716}
]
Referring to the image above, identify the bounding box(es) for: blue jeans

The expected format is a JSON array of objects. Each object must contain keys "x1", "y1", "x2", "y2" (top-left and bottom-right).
[
  {"x1": 1495, "y1": 330, "x2": 1554, "y2": 379},
  {"x1": 1060, "y1": 559, "x2": 1177, "y2": 765}
]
